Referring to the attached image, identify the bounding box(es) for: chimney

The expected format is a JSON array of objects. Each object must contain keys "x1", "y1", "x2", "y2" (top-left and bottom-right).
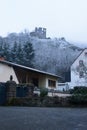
[{"x1": 0, "y1": 56, "x2": 5, "y2": 61}]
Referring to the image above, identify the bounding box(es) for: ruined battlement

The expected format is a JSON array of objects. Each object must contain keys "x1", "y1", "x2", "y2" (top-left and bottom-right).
[{"x1": 30, "y1": 27, "x2": 46, "y2": 39}]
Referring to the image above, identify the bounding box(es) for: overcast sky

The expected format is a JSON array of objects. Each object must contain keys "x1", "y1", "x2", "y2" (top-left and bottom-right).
[{"x1": 0, "y1": 0, "x2": 87, "y2": 44}]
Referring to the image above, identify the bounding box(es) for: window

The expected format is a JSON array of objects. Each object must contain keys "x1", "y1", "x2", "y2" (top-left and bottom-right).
[
  {"x1": 48, "y1": 79, "x2": 56, "y2": 88},
  {"x1": 79, "y1": 71, "x2": 84, "y2": 78},
  {"x1": 79, "y1": 60, "x2": 84, "y2": 67},
  {"x1": 85, "y1": 52, "x2": 87, "y2": 56},
  {"x1": 78, "y1": 60, "x2": 85, "y2": 78}
]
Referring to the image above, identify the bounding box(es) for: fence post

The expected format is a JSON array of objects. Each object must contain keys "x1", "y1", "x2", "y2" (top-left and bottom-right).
[{"x1": 6, "y1": 80, "x2": 17, "y2": 103}]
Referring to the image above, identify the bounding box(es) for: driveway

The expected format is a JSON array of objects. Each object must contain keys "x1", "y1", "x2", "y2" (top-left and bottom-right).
[{"x1": 0, "y1": 107, "x2": 87, "y2": 130}]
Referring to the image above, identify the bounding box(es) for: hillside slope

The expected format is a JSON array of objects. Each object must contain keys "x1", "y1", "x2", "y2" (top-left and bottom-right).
[{"x1": 0, "y1": 32, "x2": 82, "y2": 78}]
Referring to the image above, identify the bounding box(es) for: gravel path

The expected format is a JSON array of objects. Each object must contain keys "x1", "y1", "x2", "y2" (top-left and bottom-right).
[{"x1": 0, "y1": 107, "x2": 87, "y2": 130}]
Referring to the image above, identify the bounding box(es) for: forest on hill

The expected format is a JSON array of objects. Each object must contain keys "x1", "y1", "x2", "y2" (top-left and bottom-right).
[{"x1": 0, "y1": 31, "x2": 82, "y2": 80}]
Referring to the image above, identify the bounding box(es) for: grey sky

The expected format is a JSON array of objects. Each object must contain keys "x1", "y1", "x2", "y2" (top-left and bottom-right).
[{"x1": 0, "y1": 0, "x2": 87, "y2": 44}]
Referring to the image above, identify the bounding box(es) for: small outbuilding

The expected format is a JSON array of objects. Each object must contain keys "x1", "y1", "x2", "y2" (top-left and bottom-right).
[{"x1": 0, "y1": 60, "x2": 61, "y2": 89}]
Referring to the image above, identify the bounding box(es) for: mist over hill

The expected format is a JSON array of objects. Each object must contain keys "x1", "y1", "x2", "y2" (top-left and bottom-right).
[{"x1": 0, "y1": 32, "x2": 83, "y2": 79}]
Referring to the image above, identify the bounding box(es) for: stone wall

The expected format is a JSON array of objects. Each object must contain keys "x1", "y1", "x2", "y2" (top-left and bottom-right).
[{"x1": 6, "y1": 80, "x2": 17, "y2": 102}]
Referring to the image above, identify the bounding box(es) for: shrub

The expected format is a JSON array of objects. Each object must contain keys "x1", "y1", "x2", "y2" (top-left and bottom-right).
[
  {"x1": 69, "y1": 86, "x2": 87, "y2": 106},
  {"x1": 70, "y1": 86, "x2": 87, "y2": 95},
  {"x1": 40, "y1": 88, "x2": 48, "y2": 98}
]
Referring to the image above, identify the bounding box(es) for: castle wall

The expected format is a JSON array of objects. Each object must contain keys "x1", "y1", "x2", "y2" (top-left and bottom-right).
[{"x1": 30, "y1": 27, "x2": 46, "y2": 39}]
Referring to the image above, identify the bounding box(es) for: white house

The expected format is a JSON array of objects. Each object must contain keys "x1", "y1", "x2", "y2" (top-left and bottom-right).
[
  {"x1": 71, "y1": 48, "x2": 87, "y2": 87},
  {"x1": 0, "y1": 60, "x2": 61, "y2": 89}
]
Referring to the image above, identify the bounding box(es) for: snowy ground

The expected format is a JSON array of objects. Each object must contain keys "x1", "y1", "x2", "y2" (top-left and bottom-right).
[{"x1": 0, "y1": 107, "x2": 87, "y2": 130}]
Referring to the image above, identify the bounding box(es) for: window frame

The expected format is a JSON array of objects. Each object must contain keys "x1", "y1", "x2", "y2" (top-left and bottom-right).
[{"x1": 48, "y1": 79, "x2": 56, "y2": 88}]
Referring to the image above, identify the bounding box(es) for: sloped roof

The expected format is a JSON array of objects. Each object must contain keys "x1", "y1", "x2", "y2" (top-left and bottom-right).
[
  {"x1": 0, "y1": 60, "x2": 62, "y2": 78},
  {"x1": 71, "y1": 48, "x2": 87, "y2": 66}
]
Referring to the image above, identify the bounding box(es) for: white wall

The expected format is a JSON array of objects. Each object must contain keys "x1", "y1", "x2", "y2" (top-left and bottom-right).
[
  {"x1": 0, "y1": 63, "x2": 18, "y2": 83},
  {"x1": 39, "y1": 75, "x2": 58, "y2": 89},
  {"x1": 71, "y1": 49, "x2": 87, "y2": 87},
  {"x1": 39, "y1": 75, "x2": 46, "y2": 88}
]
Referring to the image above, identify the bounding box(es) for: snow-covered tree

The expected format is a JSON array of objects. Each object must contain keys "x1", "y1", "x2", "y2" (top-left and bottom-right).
[
  {"x1": 10, "y1": 42, "x2": 18, "y2": 62},
  {"x1": 0, "y1": 31, "x2": 82, "y2": 78},
  {"x1": 23, "y1": 41, "x2": 34, "y2": 67},
  {"x1": 16, "y1": 43, "x2": 24, "y2": 65}
]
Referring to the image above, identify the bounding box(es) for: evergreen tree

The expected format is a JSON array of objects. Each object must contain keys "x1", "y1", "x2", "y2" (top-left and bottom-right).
[
  {"x1": 10, "y1": 42, "x2": 18, "y2": 62},
  {"x1": 2, "y1": 42, "x2": 10, "y2": 60},
  {"x1": 23, "y1": 42, "x2": 34, "y2": 67},
  {"x1": 0, "y1": 42, "x2": 4, "y2": 57},
  {"x1": 0, "y1": 42, "x2": 10, "y2": 60},
  {"x1": 16, "y1": 43, "x2": 24, "y2": 64}
]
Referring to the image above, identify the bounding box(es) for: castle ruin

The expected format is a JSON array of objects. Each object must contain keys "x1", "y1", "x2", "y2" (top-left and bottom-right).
[{"x1": 30, "y1": 27, "x2": 46, "y2": 39}]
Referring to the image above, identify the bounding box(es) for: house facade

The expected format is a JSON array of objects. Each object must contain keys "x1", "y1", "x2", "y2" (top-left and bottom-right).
[
  {"x1": 0, "y1": 60, "x2": 61, "y2": 89},
  {"x1": 0, "y1": 62, "x2": 18, "y2": 83},
  {"x1": 71, "y1": 48, "x2": 87, "y2": 87}
]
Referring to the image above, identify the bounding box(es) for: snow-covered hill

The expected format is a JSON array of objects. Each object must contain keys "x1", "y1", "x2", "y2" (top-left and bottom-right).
[
  {"x1": 0, "y1": 32, "x2": 83, "y2": 78},
  {"x1": 30, "y1": 37, "x2": 81, "y2": 75}
]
